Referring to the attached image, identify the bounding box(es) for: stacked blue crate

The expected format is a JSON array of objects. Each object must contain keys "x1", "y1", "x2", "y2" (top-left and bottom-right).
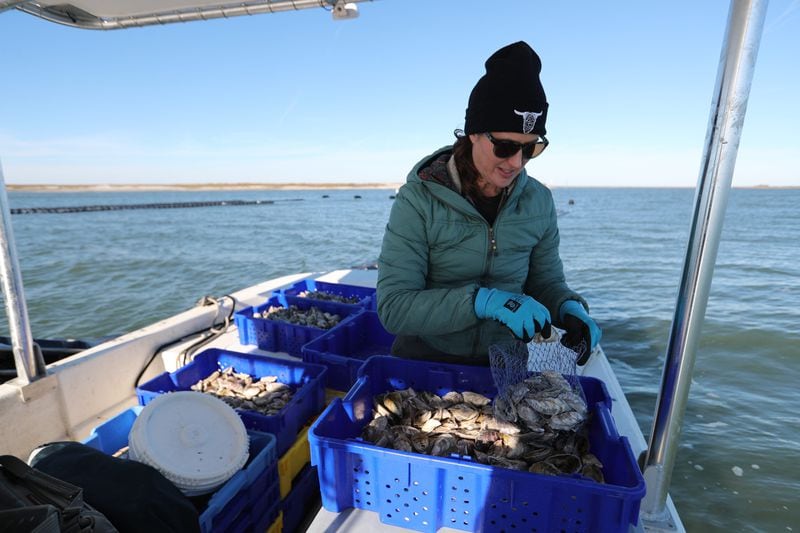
[
  {"x1": 302, "y1": 311, "x2": 395, "y2": 392},
  {"x1": 308, "y1": 355, "x2": 646, "y2": 533},
  {"x1": 83, "y1": 407, "x2": 280, "y2": 533},
  {"x1": 136, "y1": 348, "x2": 327, "y2": 456},
  {"x1": 234, "y1": 294, "x2": 362, "y2": 357},
  {"x1": 278, "y1": 278, "x2": 376, "y2": 311}
]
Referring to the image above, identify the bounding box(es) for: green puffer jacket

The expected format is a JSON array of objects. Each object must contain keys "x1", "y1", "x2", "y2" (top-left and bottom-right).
[{"x1": 377, "y1": 145, "x2": 587, "y2": 360}]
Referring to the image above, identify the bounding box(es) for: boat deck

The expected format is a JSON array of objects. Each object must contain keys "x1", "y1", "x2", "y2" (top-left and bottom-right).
[{"x1": 0, "y1": 268, "x2": 683, "y2": 531}]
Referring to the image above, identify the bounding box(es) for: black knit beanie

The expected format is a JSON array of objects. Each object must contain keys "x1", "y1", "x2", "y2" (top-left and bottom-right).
[{"x1": 464, "y1": 41, "x2": 548, "y2": 136}]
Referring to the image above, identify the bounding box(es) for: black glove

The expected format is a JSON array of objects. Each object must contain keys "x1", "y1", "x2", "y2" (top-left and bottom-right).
[{"x1": 559, "y1": 300, "x2": 602, "y2": 365}]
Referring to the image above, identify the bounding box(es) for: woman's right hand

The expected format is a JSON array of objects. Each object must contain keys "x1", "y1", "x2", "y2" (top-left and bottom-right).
[{"x1": 474, "y1": 288, "x2": 551, "y2": 342}]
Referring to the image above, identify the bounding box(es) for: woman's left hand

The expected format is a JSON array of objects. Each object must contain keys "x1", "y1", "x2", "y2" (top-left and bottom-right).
[{"x1": 559, "y1": 300, "x2": 602, "y2": 365}]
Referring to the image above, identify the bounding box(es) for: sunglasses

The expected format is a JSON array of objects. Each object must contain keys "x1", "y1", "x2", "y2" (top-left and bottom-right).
[{"x1": 484, "y1": 132, "x2": 549, "y2": 160}]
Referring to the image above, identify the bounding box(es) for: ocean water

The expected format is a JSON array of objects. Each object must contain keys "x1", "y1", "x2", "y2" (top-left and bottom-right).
[{"x1": 2, "y1": 187, "x2": 798, "y2": 532}]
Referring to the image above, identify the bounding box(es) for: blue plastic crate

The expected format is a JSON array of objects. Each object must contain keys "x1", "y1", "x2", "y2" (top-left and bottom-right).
[
  {"x1": 136, "y1": 348, "x2": 327, "y2": 456},
  {"x1": 83, "y1": 407, "x2": 280, "y2": 533},
  {"x1": 278, "y1": 278, "x2": 376, "y2": 310},
  {"x1": 302, "y1": 311, "x2": 395, "y2": 392},
  {"x1": 281, "y1": 464, "x2": 320, "y2": 533},
  {"x1": 234, "y1": 295, "x2": 362, "y2": 357},
  {"x1": 308, "y1": 356, "x2": 645, "y2": 533}
]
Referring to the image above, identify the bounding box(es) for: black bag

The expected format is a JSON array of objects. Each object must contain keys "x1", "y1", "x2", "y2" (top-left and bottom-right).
[
  {"x1": 0, "y1": 454, "x2": 118, "y2": 533},
  {"x1": 29, "y1": 442, "x2": 200, "y2": 533}
]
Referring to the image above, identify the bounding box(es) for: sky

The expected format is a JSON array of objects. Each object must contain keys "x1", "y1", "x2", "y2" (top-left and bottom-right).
[{"x1": 0, "y1": 0, "x2": 798, "y2": 188}]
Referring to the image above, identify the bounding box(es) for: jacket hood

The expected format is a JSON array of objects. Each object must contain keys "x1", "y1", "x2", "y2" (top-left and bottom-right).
[{"x1": 407, "y1": 145, "x2": 532, "y2": 213}]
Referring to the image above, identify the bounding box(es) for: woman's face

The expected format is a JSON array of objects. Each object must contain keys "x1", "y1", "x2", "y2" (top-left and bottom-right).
[{"x1": 469, "y1": 131, "x2": 539, "y2": 196}]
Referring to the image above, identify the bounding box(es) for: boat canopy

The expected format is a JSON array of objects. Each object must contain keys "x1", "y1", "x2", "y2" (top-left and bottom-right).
[{"x1": 0, "y1": 0, "x2": 369, "y2": 29}]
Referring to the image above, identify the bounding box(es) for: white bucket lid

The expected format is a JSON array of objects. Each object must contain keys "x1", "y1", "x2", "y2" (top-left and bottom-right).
[{"x1": 129, "y1": 391, "x2": 249, "y2": 496}]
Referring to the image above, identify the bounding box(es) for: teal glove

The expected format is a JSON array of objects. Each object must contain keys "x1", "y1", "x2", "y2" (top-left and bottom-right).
[
  {"x1": 474, "y1": 288, "x2": 551, "y2": 342},
  {"x1": 559, "y1": 300, "x2": 602, "y2": 365}
]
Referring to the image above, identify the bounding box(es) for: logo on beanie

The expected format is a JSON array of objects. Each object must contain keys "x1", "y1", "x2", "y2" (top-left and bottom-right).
[{"x1": 514, "y1": 110, "x2": 543, "y2": 134}]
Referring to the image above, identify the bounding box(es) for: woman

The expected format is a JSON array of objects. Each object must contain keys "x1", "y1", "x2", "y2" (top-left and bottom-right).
[{"x1": 377, "y1": 41, "x2": 601, "y2": 365}]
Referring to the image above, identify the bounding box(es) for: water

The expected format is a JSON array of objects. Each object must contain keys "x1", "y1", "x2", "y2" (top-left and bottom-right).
[{"x1": 2, "y1": 187, "x2": 798, "y2": 532}]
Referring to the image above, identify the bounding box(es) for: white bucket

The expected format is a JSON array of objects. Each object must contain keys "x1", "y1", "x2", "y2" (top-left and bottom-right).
[{"x1": 129, "y1": 391, "x2": 249, "y2": 496}]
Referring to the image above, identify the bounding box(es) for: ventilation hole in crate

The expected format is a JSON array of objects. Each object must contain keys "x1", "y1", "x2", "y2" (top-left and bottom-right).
[
  {"x1": 386, "y1": 499, "x2": 391, "y2": 504},
  {"x1": 422, "y1": 521, "x2": 429, "y2": 526},
  {"x1": 502, "y1": 498, "x2": 509, "y2": 503},
  {"x1": 491, "y1": 521, "x2": 496, "y2": 526},
  {"x1": 413, "y1": 512, "x2": 419, "y2": 517},
  {"x1": 451, "y1": 497, "x2": 456, "y2": 502},
  {"x1": 404, "y1": 503, "x2": 410, "y2": 508},
  {"x1": 458, "y1": 475, "x2": 464, "y2": 480},
  {"x1": 451, "y1": 486, "x2": 457, "y2": 491},
  {"x1": 365, "y1": 471, "x2": 370, "y2": 475},
  {"x1": 450, "y1": 519, "x2": 457, "y2": 524},
  {"x1": 394, "y1": 493, "x2": 400, "y2": 498},
  {"x1": 403, "y1": 517, "x2": 410, "y2": 522},
  {"x1": 385, "y1": 484, "x2": 391, "y2": 488},
  {"x1": 463, "y1": 521, "x2": 469, "y2": 525},
  {"x1": 413, "y1": 497, "x2": 419, "y2": 502},
  {"x1": 414, "y1": 481, "x2": 420, "y2": 486},
  {"x1": 355, "y1": 488, "x2": 360, "y2": 493},
  {"x1": 463, "y1": 500, "x2": 470, "y2": 504},
  {"x1": 502, "y1": 514, "x2": 508, "y2": 519},
  {"x1": 355, "y1": 499, "x2": 361, "y2": 504},
  {"x1": 464, "y1": 488, "x2": 470, "y2": 493},
  {"x1": 366, "y1": 501, "x2": 372, "y2": 506},
  {"x1": 521, "y1": 518, "x2": 527, "y2": 523},
  {"x1": 394, "y1": 478, "x2": 400, "y2": 483},
  {"x1": 532, "y1": 511, "x2": 539, "y2": 517},
  {"x1": 365, "y1": 481, "x2": 370, "y2": 485},
  {"x1": 492, "y1": 504, "x2": 498, "y2": 509},
  {"x1": 403, "y1": 488, "x2": 409, "y2": 492},
  {"x1": 512, "y1": 507, "x2": 518, "y2": 512},
  {"x1": 386, "y1": 513, "x2": 392, "y2": 518},
  {"x1": 395, "y1": 508, "x2": 400, "y2": 513},
  {"x1": 463, "y1": 510, "x2": 469, "y2": 515},
  {"x1": 422, "y1": 506, "x2": 429, "y2": 512},
  {"x1": 366, "y1": 491, "x2": 371, "y2": 496},
  {"x1": 522, "y1": 502, "x2": 529, "y2": 507},
  {"x1": 422, "y1": 490, "x2": 428, "y2": 495}
]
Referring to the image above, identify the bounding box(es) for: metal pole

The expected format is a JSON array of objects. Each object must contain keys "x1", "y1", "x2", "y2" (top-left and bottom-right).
[
  {"x1": 641, "y1": 0, "x2": 768, "y2": 524},
  {"x1": 0, "y1": 160, "x2": 45, "y2": 384}
]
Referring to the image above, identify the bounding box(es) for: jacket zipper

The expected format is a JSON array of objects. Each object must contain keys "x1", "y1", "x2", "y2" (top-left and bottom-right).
[{"x1": 474, "y1": 189, "x2": 509, "y2": 354}]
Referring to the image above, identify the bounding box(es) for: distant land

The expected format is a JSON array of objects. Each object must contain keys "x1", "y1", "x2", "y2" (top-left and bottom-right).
[
  {"x1": 5, "y1": 182, "x2": 797, "y2": 192},
  {"x1": 6, "y1": 182, "x2": 401, "y2": 192}
]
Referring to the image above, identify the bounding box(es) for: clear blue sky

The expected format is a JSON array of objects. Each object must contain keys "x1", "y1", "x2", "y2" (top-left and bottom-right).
[{"x1": 1, "y1": 0, "x2": 798, "y2": 187}]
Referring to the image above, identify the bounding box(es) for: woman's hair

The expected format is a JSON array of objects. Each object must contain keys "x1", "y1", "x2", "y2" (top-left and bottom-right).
[{"x1": 453, "y1": 135, "x2": 482, "y2": 200}]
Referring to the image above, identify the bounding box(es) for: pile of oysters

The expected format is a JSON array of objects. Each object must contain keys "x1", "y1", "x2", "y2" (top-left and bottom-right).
[
  {"x1": 296, "y1": 290, "x2": 361, "y2": 305},
  {"x1": 190, "y1": 367, "x2": 293, "y2": 416},
  {"x1": 253, "y1": 304, "x2": 341, "y2": 329},
  {"x1": 360, "y1": 370, "x2": 604, "y2": 482}
]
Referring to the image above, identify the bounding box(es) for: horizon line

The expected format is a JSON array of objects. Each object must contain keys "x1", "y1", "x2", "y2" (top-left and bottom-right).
[{"x1": 6, "y1": 182, "x2": 799, "y2": 192}]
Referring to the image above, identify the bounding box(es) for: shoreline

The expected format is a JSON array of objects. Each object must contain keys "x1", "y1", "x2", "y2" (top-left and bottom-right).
[
  {"x1": 6, "y1": 182, "x2": 798, "y2": 192},
  {"x1": 6, "y1": 182, "x2": 401, "y2": 192}
]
